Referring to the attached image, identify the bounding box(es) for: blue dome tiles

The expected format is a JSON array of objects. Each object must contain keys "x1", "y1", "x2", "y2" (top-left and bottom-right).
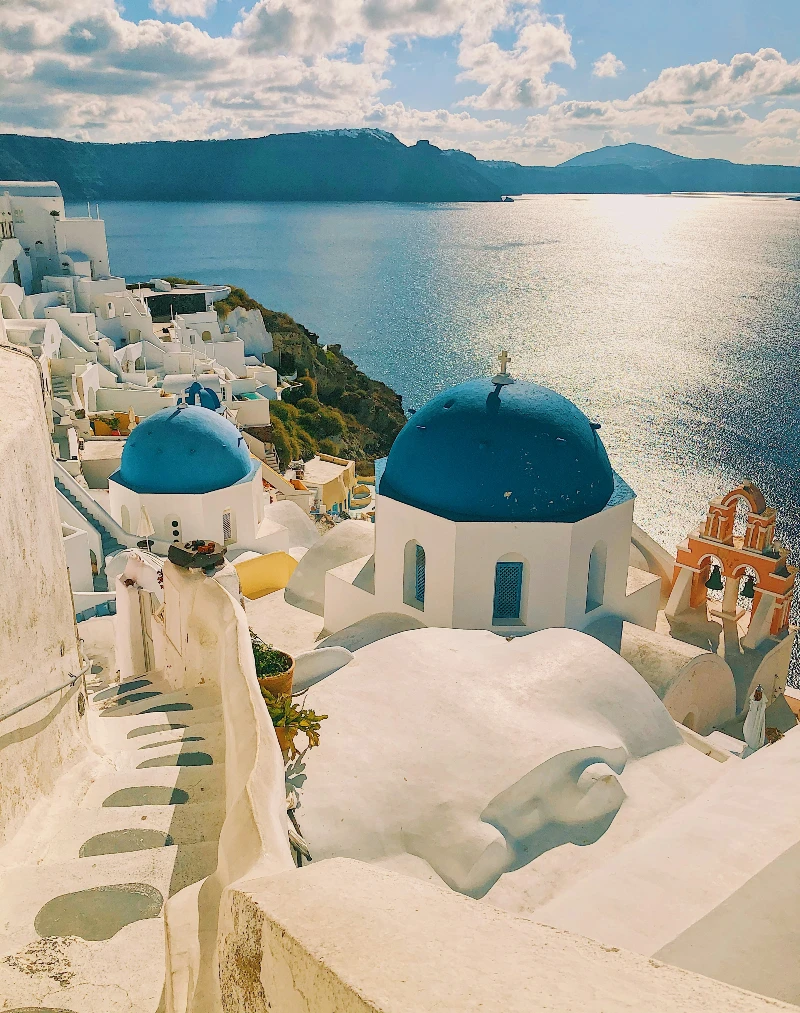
[
  {"x1": 114, "y1": 405, "x2": 255, "y2": 495},
  {"x1": 380, "y1": 379, "x2": 615, "y2": 523}
]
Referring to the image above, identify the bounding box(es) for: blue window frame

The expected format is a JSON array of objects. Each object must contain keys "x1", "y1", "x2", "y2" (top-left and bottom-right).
[
  {"x1": 415, "y1": 545, "x2": 426, "y2": 604},
  {"x1": 493, "y1": 561, "x2": 523, "y2": 621}
]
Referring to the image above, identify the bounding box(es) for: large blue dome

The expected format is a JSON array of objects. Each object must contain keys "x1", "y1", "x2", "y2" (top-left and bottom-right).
[
  {"x1": 116, "y1": 405, "x2": 254, "y2": 495},
  {"x1": 380, "y1": 378, "x2": 615, "y2": 523}
]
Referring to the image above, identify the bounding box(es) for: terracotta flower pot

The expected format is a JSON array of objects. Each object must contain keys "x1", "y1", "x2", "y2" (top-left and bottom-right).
[
  {"x1": 275, "y1": 725, "x2": 297, "y2": 761},
  {"x1": 258, "y1": 657, "x2": 295, "y2": 698}
]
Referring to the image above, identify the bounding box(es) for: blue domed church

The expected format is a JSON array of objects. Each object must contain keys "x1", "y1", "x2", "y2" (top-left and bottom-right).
[
  {"x1": 108, "y1": 404, "x2": 273, "y2": 554},
  {"x1": 323, "y1": 359, "x2": 662, "y2": 647}
]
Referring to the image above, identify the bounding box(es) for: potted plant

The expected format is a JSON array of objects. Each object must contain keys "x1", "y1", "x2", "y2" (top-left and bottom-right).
[
  {"x1": 251, "y1": 630, "x2": 294, "y2": 697},
  {"x1": 260, "y1": 688, "x2": 327, "y2": 761}
]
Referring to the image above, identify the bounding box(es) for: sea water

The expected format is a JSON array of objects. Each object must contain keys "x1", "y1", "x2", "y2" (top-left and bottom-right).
[{"x1": 73, "y1": 194, "x2": 800, "y2": 560}]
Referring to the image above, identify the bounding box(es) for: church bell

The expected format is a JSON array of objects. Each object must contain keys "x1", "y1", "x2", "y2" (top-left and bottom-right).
[{"x1": 705, "y1": 564, "x2": 724, "y2": 591}]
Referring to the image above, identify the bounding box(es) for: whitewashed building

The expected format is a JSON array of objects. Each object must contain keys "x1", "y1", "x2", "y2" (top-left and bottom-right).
[
  {"x1": 108, "y1": 403, "x2": 288, "y2": 556},
  {"x1": 323, "y1": 364, "x2": 661, "y2": 647}
]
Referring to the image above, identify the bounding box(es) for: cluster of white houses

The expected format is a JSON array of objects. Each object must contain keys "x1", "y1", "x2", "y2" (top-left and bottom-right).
[
  {"x1": 0, "y1": 180, "x2": 359, "y2": 614},
  {"x1": 1, "y1": 177, "x2": 799, "y2": 1013}
]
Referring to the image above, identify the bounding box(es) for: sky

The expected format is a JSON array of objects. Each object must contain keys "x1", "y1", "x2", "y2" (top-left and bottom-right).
[{"x1": 1, "y1": 0, "x2": 800, "y2": 164}]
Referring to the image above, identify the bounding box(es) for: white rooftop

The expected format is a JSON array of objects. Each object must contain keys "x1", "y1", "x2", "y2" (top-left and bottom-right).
[{"x1": 298, "y1": 455, "x2": 351, "y2": 486}]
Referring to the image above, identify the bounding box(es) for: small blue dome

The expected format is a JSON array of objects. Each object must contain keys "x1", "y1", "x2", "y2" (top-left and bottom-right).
[
  {"x1": 116, "y1": 405, "x2": 253, "y2": 495},
  {"x1": 380, "y1": 378, "x2": 614, "y2": 523}
]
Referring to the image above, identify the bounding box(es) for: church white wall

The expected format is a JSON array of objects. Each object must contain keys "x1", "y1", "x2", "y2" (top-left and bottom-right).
[
  {"x1": 565, "y1": 499, "x2": 634, "y2": 631},
  {"x1": 451, "y1": 520, "x2": 572, "y2": 631},
  {"x1": 328, "y1": 494, "x2": 638, "y2": 636},
  {"x1": 109, "y1": 469, "x2": 263, "y2": 550},
  {"x1": 372, "y1": 496, "x2": 457, "y2": 627},
  {"x1": 0, "y1": 347, "x2": 88, "y2": 846}
]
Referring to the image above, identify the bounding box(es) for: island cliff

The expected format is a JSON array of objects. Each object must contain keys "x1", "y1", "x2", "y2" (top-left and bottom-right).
[
  {"x1": 0, "y1": 130, "x2": 501, "y2": 203},
  {"x1": 209, "y1": 282, "x2": 406, "y2": 472}
]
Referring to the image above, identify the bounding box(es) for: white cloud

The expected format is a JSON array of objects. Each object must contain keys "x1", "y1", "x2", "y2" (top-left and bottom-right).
[
  {"x1": 457, "y1": 7, "x2": 574, "y2": 110},
  {"x1": 592, "y1": 52, "x2": 624, "y2": 78},
  {"x1": 660, "y1": 106, "x2": 752, "y2": 135},
  {"x1": 601, "y1": 128, "x2": 632, "y2": 145},
  {"x1": 0, "y1": 0, "x2": 799, "y2": 167},
  {"x1": 151, "y1": 0, "x2": 217, "y2": 18},
  {"x1": 740, "y1": 134, "x2": 800, "y2": 164},
  {"x1": 631, "y1": 48, "x2": 800, "y2": 107},
  {"x1": 365, "y1": 101, "x2": 508, "y2": 145}
]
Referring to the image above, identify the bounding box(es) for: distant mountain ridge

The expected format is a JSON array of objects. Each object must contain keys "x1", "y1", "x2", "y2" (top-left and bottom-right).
[
  {"x1": 1, "y1": 131, "x2": 798, "y2": 202},
  {"x1": 558, "y1": 142, "x2": 690, "y2": 168},
  {"x1": 446, "y1": 141, "x2": 800, "y2": 195},
  {"x1": 0, "y1": 131, "x2": 501, "y2": 203}
]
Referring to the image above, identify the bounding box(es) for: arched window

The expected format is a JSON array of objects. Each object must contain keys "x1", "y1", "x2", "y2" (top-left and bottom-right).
[
  {"x1": 120, "y1": 505, "x2": 131, "y2": 533},
  {"x1": 493, "y1": 560, "x2": 524, "y2": 623},
  {"x1": 222, "y1": 509, "x2": 236, "y2": 545},
  {"x1": 586, "y1": 541, "x2": 607, "y2": 613},
  {"x1": 403, "y1": 540, "x2": 425, "y2": 610},
  {"x1": 202, "y1": 330, "x2": 212, "y2": 342}
]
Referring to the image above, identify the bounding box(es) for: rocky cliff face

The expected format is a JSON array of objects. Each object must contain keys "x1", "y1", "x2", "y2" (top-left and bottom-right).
[{"x1": 0, "y1": 130, "x2": 502, "y2": 203}]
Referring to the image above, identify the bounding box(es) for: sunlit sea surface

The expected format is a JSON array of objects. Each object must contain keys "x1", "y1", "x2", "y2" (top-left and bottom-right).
[{"x1": 73, "y1": 195, "x2": 800, "y2": 564}]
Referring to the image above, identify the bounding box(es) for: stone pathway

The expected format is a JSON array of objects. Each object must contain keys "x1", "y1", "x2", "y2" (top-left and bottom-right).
[{"x1": 0, "y1": 665, "x2": 225, "y2": 1013}]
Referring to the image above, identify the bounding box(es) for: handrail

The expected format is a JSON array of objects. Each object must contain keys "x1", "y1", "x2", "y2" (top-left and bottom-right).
[
  {"x1": 52, "y1": 458, "x2": 171, "y2": 555},
  {"x1": 0, "y1": 661, "x2": 91, "y2": 725}
]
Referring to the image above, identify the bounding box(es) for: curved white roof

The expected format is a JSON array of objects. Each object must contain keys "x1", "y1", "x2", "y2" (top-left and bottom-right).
[
  {"x1": 297, "y1": 626, "x2": 724, "y2": 912},
  {"x1": 0, "y1": 181, "x2": 62, "y2": 198}
]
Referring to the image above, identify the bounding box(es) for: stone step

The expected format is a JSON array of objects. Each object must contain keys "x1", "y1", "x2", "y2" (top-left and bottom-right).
[
  {"x1": 94, "y1": 685, "x2": 220, "y2": 720},
  {"x1": 113, "y1": 731, "x2": 225, "y2": 770},
  {"x1": 14, "y1": 799, "x2": 226, "y2": 865},
  {"x1": 121, "y1": 717, "x2": 224, "y2": 749},
  {"x1": 0, "y1": 845, "x2": 177, "y2": 961},
  {"x1": 81, "y1": 765, "x2": 226, "y2": 811},
  {"x1": 0, "y1": 842, "x2": 217, "y2": 1013},
  {"x1": 93, "y1": 704, "x2": 224, "y2": 739}
]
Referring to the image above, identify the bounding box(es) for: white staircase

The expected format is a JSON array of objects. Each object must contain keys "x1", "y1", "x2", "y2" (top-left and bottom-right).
[{"x1": 0, "y1": 667, "x2": 225, "y2": 1013}]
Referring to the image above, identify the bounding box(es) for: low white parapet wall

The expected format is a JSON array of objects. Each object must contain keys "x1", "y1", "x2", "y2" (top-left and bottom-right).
[
  {"x1": 160, "y1": 561, "x2": 294, "y2": 1013},
  {"x1": 217, "y1": 857, "x2": 787, "y2": 1013}
]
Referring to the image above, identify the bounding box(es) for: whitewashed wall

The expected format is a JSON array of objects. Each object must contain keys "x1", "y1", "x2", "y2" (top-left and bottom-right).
[
  {"x1": 109, "y1": 469, "x2": 267, "y2": 550},
  {"x1": 327, "y1": 494, "x2": 640, "y2": 637},
  {"x1": 0, "y1": 347, "x2": 88, "y2": 846},
  {"x1": 62, "y1": 522, "x2": 94, "y2": 593},
  {"x1": 216, "y1": 858, "x2": 784, "y2": 1013}
]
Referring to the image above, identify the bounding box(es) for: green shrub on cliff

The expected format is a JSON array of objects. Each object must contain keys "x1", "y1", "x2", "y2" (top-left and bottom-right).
[{"x1": 212, "y1": 285, "x2": 407, "y2": 470}]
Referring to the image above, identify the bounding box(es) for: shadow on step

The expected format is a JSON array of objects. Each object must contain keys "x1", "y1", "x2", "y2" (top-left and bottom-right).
[{"x1": 97, "y1": 719, "x2": 225, "y2": 897}]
